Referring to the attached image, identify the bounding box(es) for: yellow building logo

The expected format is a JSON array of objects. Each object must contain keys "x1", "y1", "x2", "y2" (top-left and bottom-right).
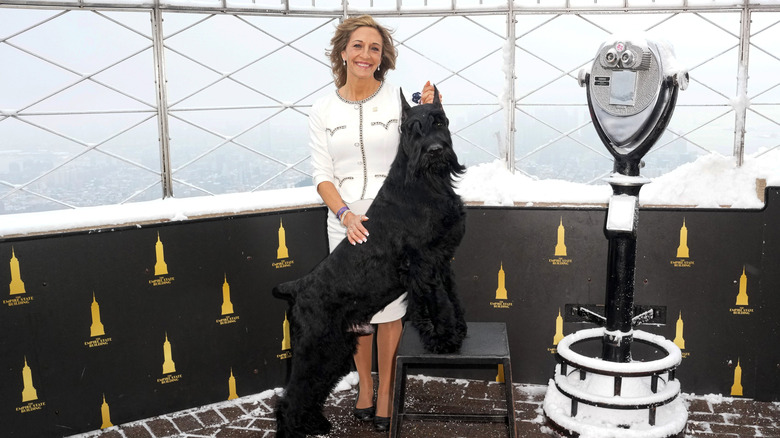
[
  {"x1": 162, "y1": 333, "x2": 176, "y2": 374},
  {"x1": 150, "y1": 233, "x2": 175, "y2": 286},
  {"x1": 221, "y1": 274, "x2": 234, "y2": 316},
  {"x1": 554, "y1": 218, "x2": 567, "y2": 257},
  {"x1": 21, "y1": 356, "x2": 38, "y2": 402},
  {"x1": 90, "y1": 293, "x2": 106, "y2": 337},
  {"x1": 553, "y1": 308, "x2": 564, "y2": 346},
  {"x1": 278, "y1": 313, "x2": 293, "y2": 360},
  {"x1": 216, "y1": 274, "x2": 240, "y2": 326},
  {"x1": 277, "y1": 219, "x2": 289, "y2": 259},
  {"x1": 154, "y1": 233, "x2": 168, "y2": 276},
  {"x1": 495, "y1": 263, "x2": 508, "y2": 300},
  {"x1": 673, "y1": 311, "x2": 685, "y2": 350},
  {"x1": 272, "y1": 219, "x2": 294, "y2": 269},
  {"x1": 671, "y1": 219, "x2": 694, "y2": 268},
  {"x1": 9, "y1": 247, "x2": 26, "y2": 295},
  {"x1": 228, "y1": 369, "x2": 239, "y2": 400},
  {"x1": 731, "y1": 266, "x2": 753, "y2": 316},
  {"x1": 281, "y1": 313, "x2": 291, "y2": 351},
  {"x1": 100, "y1": 394, "x2": 113, "y2": 429},
  {"x1": 731, "y1": 358, "x2": 744, "y2": 396},
  {"x1": 736, "y1": 266, "x2": 749, "y2": 306},
  {"x1": 549, "y1": 218, "x2": 572, "y2": 266},
  {"x1": 676, "y1": 219, "x2": 689, "y2": 258},
  {"x1": 490, "y1": 263, "x2": 512, "y2": 309}
]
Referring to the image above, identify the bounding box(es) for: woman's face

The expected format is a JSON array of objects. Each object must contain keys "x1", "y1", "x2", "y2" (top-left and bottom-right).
[{"x1": 341, "y1": 26, "x2": 383, "y2": 83}]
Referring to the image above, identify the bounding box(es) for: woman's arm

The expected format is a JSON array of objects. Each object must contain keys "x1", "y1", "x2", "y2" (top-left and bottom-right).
[
  {"x1": 316, "y1": 181, "x2": 369, "y2": 246},
  {"x1": 308, "y1": 100, "x2": 369, "y2": 246}
]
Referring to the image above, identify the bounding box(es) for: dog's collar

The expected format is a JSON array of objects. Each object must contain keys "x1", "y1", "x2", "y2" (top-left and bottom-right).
[{"x1": 336, "y1": 81, "x2": 385, "y2": 105}]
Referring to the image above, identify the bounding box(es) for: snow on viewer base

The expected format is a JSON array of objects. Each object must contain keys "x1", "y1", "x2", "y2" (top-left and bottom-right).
[{"x1": 544, "y1": 381, "x2": 688, "y2": 438}]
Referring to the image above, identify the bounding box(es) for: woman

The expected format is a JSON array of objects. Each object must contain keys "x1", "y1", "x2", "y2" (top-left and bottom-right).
[{"x1": 308, "y1": 15, "x2": 439, "y2": 433}]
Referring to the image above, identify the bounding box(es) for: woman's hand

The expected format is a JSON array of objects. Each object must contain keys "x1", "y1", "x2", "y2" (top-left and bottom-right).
[
  {"x1": 420, "y1": 80, "x2": 442, "y2": 104},
  {"x1": 343, "y1": 211, "x2": 370, "y2": 245}
]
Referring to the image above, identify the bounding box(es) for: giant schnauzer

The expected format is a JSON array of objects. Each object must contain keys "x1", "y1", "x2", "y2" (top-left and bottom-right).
[{"x1": 272, "y1": 86, "x2": 467, "y2": 437}]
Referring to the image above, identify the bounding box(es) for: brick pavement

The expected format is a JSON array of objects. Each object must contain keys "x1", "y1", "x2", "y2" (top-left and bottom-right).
[{"x1": 70, "y1": 375, "x2": 780, "y2": 438}]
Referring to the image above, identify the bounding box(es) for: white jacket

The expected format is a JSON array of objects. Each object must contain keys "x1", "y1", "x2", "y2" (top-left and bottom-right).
[{"x1": 309, "y1": 82, "x2": 402, "y2": 204}]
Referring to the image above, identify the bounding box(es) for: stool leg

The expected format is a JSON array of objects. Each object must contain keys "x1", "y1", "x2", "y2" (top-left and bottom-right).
[
  {"x1": 390, "y1": 359, "x2": 407, "y2": 438},
  {"x1": 503, "y1": 359, "x2": 517, "y2": 438}
]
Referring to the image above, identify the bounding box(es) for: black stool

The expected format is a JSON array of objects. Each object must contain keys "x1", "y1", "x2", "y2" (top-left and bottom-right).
[{"x1": 390, "y1": 322, "x2": 517, "y2": 437}]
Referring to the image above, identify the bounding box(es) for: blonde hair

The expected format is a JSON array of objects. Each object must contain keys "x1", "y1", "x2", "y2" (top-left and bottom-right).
[{"x1": 327, "y1": 15, "x2": 397, "y2": 88}]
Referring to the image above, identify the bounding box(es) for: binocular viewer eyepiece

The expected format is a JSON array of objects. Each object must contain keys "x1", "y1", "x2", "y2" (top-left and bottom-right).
[{"x1": 579, "y1": 35, "x2": 688, "y2": 176}]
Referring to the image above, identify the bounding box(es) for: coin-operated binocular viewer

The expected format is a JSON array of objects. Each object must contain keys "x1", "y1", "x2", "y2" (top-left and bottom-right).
[{"x1": 543, "y1": 36, "x2": 690, "y2": 438}]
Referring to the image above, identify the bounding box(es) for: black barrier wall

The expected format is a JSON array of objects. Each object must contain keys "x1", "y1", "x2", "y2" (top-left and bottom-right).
[{"x1": 1, "y1": 189, "x2": 779, "y2": 437}]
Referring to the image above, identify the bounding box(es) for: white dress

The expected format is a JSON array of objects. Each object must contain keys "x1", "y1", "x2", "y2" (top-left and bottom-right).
[{"x1": 309, "y1": 81, "x2": 408, "y2": 324}]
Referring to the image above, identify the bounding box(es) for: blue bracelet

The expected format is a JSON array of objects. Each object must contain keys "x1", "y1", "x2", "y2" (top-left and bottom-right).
[{"x1": 336, "y1": 206, "x2": 349, "y2": 220}]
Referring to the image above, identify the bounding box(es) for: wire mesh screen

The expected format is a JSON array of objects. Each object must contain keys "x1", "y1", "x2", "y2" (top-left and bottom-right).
[{"x1": 0, "y1": 2, "x2": 778, "y2": 215}]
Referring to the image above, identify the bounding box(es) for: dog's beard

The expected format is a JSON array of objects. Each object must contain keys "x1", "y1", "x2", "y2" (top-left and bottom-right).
[{"x1": 419, "y1": 145, "x2": 464, "y2": 190}]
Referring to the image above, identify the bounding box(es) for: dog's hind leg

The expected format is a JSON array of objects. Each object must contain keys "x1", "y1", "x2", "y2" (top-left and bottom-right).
[{"x1": 276, "y1": 323, "x2": 356, "y2": 437}]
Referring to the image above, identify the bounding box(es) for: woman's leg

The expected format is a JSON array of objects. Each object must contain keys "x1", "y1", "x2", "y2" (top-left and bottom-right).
[
  {"x1": 375, "y1": 319, "x2": 403, "y2": 418},
  {"x1": 354, "y1": 333, "x2": 375, "y2": 409}
]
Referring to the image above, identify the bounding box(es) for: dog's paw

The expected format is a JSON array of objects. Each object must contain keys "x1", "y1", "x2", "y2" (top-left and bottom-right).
[
  {"x1": 420, "y1": 329, "x2": 463, "y2": 354},
  {"x1": 302, "y1": 411, "x2": 331, "y2": 435}
]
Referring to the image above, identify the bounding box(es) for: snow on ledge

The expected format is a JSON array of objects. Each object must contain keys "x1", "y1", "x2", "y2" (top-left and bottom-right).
[
  {"x1": 0, "y1": 187, "x2": 322, "y2": 238},
  {"x1": 1, "y1": 150, "x2": 778, "y2": 238}
]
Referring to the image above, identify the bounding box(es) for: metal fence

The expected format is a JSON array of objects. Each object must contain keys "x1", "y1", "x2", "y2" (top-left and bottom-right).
[{"x1": 1, "y1": 0, "x2": 778, "y2": 215}]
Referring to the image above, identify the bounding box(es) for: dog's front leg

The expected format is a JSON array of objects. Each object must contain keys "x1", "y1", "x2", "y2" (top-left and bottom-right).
[{"x1": 403, "y1": 251, "x2": 466, "y2": 353}]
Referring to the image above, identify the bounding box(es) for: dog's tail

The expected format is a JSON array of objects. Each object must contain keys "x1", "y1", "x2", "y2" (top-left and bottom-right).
[{"x1": 272, "y1": 282, "x2": 297, "y2": 305}]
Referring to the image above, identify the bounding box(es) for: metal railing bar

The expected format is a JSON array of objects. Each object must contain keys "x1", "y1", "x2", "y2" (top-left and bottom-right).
[
  {"x1": 3, "y1": 40, "x2": 158, "y2": 112},
  {"x1": 17, "y1": 109, "x2": 158, "y2": 116},
  {"x1": 162, "y1": 43, "x2": 289, "y2": 109},
  {"x1": 166, "y1": 108, "x2": 289, "y2": 171},
  {"x1": 249, "y1": 154, "x2": 312, "y2": 192},
  {"x1": 120, "y1": 179, "x2": 161, "y2": 203},
  {"x1": 748, "y1": 80, "x2": 780, "y2": 102},
  {"x1": 749, "y1": 41, "x2": 780, "y2": 66},
  {"x1": 1, "y1": 2, "x2": 778, "y2": 15},
  {"x1": 0, "y1": 111, "x2": 162, "y2": 202},
  {"x1": 513, "y1": 108, "x2": 612, "y2": 160},
  {"x1": 161, "y1": 11, "x2": 214, "y2": 39},
  {"x1": 752, "y1": 143, "x2": 780, "y2": 158},
  {"x1": 93, "y1": 9, "x2": 154, "y2": 39},
  {"x1": 167, "y1": 176, "x2": 216, "y2": 196},
  {"x1": 13, "y1": 112, "x2": 163, "y2": 173},
  {"x1": 452, "y1": 131, "x2": 501, "y2": 159},
  {"x1": 0, "y1": 182, "x2": 78, "y2": 209},
  {"x1": 0, "y1": 9, "x2": 68, "y2": 43},
  {"x1": 746, "y1": 105, "x2": 780, "y2": 129},
  {"x1": 448, "y1": 105, "x2": 502, "y2": 136},
  {"x1": 397, "y1": 39, "x2": 500, "y2": 99}
]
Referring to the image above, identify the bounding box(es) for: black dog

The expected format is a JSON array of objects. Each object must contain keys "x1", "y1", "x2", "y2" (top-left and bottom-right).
[{"x1": 272, "y1": 87, "x2": 467, "y2": 437}]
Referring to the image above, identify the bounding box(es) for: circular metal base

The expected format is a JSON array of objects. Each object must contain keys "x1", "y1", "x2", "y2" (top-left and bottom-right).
[{"x1": 544, "y1": 383, "x2": 687, "y2": 438}]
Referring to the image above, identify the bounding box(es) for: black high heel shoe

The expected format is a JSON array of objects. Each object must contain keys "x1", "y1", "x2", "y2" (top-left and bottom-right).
[
  {"x1": 353, "y1": 387, "x2": 375, "y2": 421},
  {"x1": 373, "y1": 415, "x2": 390, "y2": 432}
]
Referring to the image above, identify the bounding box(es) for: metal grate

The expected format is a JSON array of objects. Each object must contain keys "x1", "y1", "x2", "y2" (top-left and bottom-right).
[{"x1": 1, "y1": 2, "x2": 778, "y2": 215}]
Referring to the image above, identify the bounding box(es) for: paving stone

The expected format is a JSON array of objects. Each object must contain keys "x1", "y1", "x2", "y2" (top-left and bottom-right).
[
  {"x1": 171, "y1": 414, "x2": 203, "y2": 432},
  {"x1": 685, "y1": 397, "x2": 712, "y2": 413},
  {"x1": 118, "y1": 424, "x2": 153, "y2": 438},
  {"x1": 196, "y1": 409, "x2": 227, "y2": 428},
  {"x1": 146, "y1": 418, "x2": 179, "y2": 437},
  {"x1": 218, "y1": 405, "x2": 246, "y2": 422}
]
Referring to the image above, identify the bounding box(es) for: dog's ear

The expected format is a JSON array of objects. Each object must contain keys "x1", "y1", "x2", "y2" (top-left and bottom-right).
[
  {"x1": 400, "y1": 88, "x2": 412, "y2": 120},
  {"x1": 432, "y1": 85, "x2": 442, "y2": 108}
]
